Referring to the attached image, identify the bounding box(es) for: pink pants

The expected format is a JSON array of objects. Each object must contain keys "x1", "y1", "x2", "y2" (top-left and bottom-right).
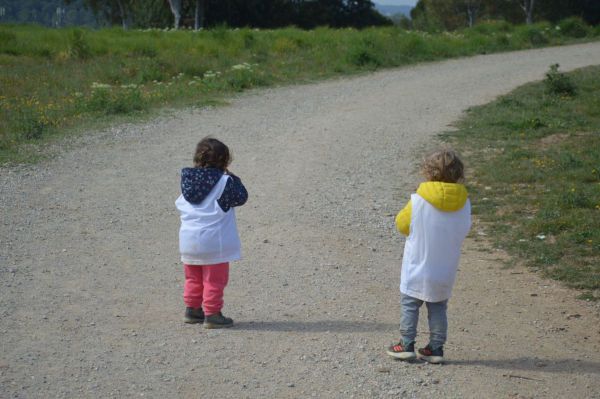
[{"x1": 183, "y1": 262, "x2": 229, "y2": 316}]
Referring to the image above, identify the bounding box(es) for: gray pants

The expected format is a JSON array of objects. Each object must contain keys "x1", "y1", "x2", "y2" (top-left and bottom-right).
[{"x1": 400, "y1": 293, "x2": 448, "y2": 349}]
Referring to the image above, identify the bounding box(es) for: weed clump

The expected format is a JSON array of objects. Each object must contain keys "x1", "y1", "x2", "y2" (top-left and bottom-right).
[
  {"x1": 544, "y1": 64, "x2": 577, "y2": 96},
  {"x1": 86, "y1": 84, "x2": 146, "y2": 115},
  {"x1": 69, "y1": 29, "x2": 91, "y2": 60}
]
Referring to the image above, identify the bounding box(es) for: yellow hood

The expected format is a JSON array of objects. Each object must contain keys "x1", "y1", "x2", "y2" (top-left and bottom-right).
[
  {"x1": 395, "y1": 181, "x2": 468, "y2": 235},
  {"x1": 416, "y1": 181, "x2": 468, "y2": 211}
]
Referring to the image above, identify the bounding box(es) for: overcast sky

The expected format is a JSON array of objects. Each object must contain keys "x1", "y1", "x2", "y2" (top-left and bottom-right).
[{"x1": 373, "y1": 0, "x2": 417, "y2": 6}]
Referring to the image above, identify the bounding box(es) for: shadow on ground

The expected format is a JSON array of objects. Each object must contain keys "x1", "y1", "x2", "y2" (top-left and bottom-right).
[
  {"x1": 234, "y1": 320, "x2": 398, "y2": 333},
  {"x1": 448, "y1": 358, "x2": 600, "y2": 374}
]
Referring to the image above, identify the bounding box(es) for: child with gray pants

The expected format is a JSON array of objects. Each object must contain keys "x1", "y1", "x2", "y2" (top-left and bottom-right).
[{"x1": 387, "y1": 149, "x2": 471, "y2": 364}]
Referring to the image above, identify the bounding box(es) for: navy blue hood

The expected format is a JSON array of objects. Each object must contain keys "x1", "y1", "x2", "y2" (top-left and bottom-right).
[{"x1": 181, "y1": 167, "x2": 224, "y2": 204}]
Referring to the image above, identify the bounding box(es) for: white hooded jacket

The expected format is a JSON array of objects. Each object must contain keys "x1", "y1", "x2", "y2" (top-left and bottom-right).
[
  {"x1": 176, "y1": 173, "x2": 242, "y2": 265},
  {"x1": 397, "y1": 182, "x2": 471, "y2": 302}
]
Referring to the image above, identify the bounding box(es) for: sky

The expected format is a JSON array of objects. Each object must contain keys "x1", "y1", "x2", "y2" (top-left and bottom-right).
[{"x1": 373, "y1": 0, "x2": 417, "y2": 6}]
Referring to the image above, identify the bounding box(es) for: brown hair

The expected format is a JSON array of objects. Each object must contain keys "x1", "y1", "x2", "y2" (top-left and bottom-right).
[
  {"x1": 421, "y1": 149, "x2": 464, "y2": 183},
  {"x1": 193, "y1": 137, "x2": 231, "y2": 170}
]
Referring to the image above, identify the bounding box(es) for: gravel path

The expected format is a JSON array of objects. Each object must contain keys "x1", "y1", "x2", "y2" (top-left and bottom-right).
[{"x1": 2, "y1": 42, "x2": 600, "y2": 399}]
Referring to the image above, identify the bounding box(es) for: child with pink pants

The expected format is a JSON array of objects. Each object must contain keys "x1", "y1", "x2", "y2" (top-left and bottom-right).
[{"x1": 176, "y1": 137, "x2": 248, "y2": 329}]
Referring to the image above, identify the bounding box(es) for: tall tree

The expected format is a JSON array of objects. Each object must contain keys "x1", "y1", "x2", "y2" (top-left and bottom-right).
[
  {"x1": 166, "y1": 0, "x2": 182, "y2": 28},
  {"x1": 518, "y1": 0, "x2": 535, "y2": 24},
  {"x1": 461, "y1": 0, "x2": 482, "y2": 27},
  {"x1": 166, "y1": 0, "x2": 206, "y2": 30}
]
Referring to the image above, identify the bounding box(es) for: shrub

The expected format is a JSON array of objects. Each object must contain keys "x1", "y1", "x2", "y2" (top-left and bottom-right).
[
  {"x1": 272, "y1": 37, "x2": 298, "y2": 54},
  {"x1": 519, "y1": 25, "x2": 549, "y2": 46},
  {"x1": 348, "y1": 37, "x2": 383, "y2": 67},
  {"x1": 472, "y1": 20, "x2": 513, "y2": 35},
  {"x1": 224, "y1": 63, "x2": 268, "y2": 91},
  {"x1": 544, "y1": 64, "x2": 577, "y2": 96},
  {"x1": 132, "y1": 45, "x2": 158, "y2": 58},
  {"x1": 558, "y1": 17, "x2": 590, "y2": 39},
  {"x1": 0, "y1": 30, "x2": 16, "y2": 42},
  {"x1": 86, "y1": 84, "x2": 146, "y2": 115},
  {"x1": 69, "y1": 29, "x2": 91, "y2": 60},
  {"x1": 401, "y1": 34, "x2": 428, "y2": 58},
  {"x1": 0, "y1": 30, "x2": 19, "y2": 55},
  {"x1": 16, "y1": 106, "x2": 51, "y2": 140},
  {"x1": 241, "y1": 30, "x2": 256, "y2": 49},
  {"x1": 137, "y1": 59, "x2": 166, "y2": 83},
  {"x1": 494, "y1": 34, "x2": 511, "y2": 48}
]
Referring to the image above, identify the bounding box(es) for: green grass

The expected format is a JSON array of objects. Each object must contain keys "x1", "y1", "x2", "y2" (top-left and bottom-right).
[
  {"x1": 1, "y1": 21, "x2": 599, "y2": 163},
  {"x1": 446, "y1": 65, "x2": 600, "y2": 300}
]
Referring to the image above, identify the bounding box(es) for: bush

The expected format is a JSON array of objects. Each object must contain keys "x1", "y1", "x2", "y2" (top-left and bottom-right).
[
  {"x1": 348, "y1": 37, "x2": 383, "y2": 67},
  {"x1": 544, "y1": 64, "x2": 577, "y2": 96},
  {"x1": 86, "y1": 84, "x2": 146, "y2": 115},
  {"x1": 224, "y1": 63, "x2": 265, "y2": 91},
  {"x1": 0, "y1": 30, "x2": 19, "y2": 55},
  {"x1": 519, "y1": 24, "x2": 549, "y2": 46},
  {"x1": 558, "y1": 17, "x2": 591, "y2": 39},
  {"x1": 472, "y1": 20, "x2": 513, "y2": 35},
  {"x1": 69, "y1": 29, "x2": 91, "y2": 60},
  {"x1": 16, "y1": 106, "x2": 51, "y2": 140},
  {"x1": 137, "y1": 59, "x2": 167, "y2": 83}
]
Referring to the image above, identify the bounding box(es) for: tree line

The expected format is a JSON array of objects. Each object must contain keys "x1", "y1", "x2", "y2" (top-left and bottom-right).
[
  {"x1": 409, "y1": 0, "x2": 600, "y2": 31},
  {"x1": 1, "y1": 0, "x2": 598, "y2": 31},
  {"x1": 0, "y1": 0, "x2": 391, "y2": 30}
]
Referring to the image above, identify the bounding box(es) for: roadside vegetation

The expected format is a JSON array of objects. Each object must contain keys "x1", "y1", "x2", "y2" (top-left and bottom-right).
[
  {"x1": 447, "y1": 65, "x2": 600, "y2": 300},
  {"x1": 1, "y1": 19, "x2": 599, "y2": 163}
]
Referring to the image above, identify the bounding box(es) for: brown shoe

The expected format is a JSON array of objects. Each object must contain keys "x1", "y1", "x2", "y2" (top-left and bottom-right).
[
  {"x1": 183, "y1": 307, "x2": 204, "y2": 324},
  {"x1": 203, "y1": 312, "x2": 233, "y2": 329}
]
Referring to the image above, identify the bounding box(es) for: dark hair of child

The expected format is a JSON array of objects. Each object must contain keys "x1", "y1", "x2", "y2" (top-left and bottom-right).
[
  {"x1": 421, "y1": 149, "x2": 464, "y2": 183},
  {"x1": 193, "y1": 137, "x2": 231, "y2": 170}
]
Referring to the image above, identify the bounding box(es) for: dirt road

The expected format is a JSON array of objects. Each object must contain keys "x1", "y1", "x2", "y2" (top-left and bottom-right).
[{"x1": 2, "y1": 42, "x2": 600, "y2": 398}]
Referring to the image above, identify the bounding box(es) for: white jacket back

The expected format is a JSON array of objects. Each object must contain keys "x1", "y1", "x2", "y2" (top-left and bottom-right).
[
  {"x1": 400, "y1": 193, "x2": 471, "y2": 302},
  {"x1": 176, "y1": 174, "x2": 241, "y2": 265}
]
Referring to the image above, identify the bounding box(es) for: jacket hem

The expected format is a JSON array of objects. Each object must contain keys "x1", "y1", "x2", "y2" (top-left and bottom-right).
[
  {"x1": 400, "y1": 288, "x2": 451, "y2": 303},
  {"x1": 181, "y1": 255, "x2": 241, "y2": 265}
]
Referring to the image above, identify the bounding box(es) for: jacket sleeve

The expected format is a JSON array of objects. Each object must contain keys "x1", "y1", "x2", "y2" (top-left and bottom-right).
[
  {"x1": 217, "y1": 175, "x2": 248, "y2": 212},
  {"x1": 395, "y1": 199, "x2": 412, "y2": 236}
]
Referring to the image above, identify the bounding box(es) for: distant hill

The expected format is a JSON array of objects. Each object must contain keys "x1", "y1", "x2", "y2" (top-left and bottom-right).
[{"x1": 373, "y1": 4, "x2": 413, "y2": 18}]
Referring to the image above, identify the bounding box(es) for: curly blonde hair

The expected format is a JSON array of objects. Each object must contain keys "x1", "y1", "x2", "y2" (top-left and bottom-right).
[{"x1": 421, "y1": 149, "x2": 464, "y2": 183}]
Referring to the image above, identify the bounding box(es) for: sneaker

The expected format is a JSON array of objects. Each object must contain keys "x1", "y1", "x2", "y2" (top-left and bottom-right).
[
  {"x1": 418, "y1": 345, "x2": 444, "y2": 364},
  {"x1": 386, "y1": 341, "x2": 416, "y2": 360},
  {"x1": 184, "y1": 307, "x2": 204, "y2": 324},
  {"x1": 203, "y1": 312, "x2": 234, "y2": 329}
]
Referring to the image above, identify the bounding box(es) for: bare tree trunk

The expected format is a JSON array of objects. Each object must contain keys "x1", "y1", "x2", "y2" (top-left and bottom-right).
[
  {"x1": 167, "y1": 0, "x2": 183, "y2": 29},
  {"x1": 116, "y1": 0, "x2": 129, "y2": 29},
  {"x1": 467, "y1": 0, "x2": 481, "y2": 27},
  {"x1": 467, "y1": 7, "x2": 474, "y2": 27},
  {"x1": 194, "y1": 0, "x2": 206, "y2": 30},
  {"x1": 520, "y1": 0, "x2": 535, "y2": 24}
]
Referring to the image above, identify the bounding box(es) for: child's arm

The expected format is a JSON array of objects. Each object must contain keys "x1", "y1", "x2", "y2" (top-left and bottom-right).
[
  {"x1": 217, "y1": 174, "x2": 248, "y2": 212},
  {"x1": 395, "y1": 200, "x2": 412, "y2": 236}
]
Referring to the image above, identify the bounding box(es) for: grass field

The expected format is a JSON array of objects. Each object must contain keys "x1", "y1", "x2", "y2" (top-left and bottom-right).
[
  {"x1": 447, "y1": 65, "x2": 600, "y2": 300},
  {"x1": 1, "y1": 18, "x2": 599, "y2": 163}
]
